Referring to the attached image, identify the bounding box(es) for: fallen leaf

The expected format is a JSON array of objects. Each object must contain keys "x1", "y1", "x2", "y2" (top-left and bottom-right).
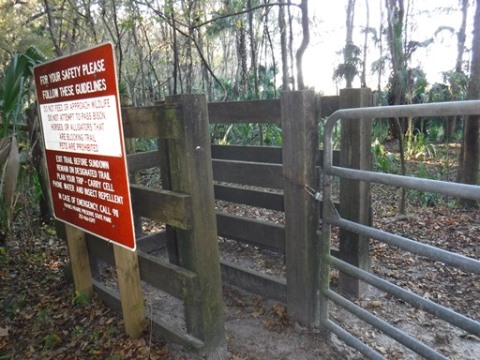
[
  {"x1": 369, "y1": 300, "x2": 383, "y2": 309},
  {"x1": 0, "y1": 327, "x2": 9, "y2": 337}
]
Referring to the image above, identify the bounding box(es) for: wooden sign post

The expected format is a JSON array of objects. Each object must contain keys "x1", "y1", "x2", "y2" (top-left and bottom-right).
[{"x1": 34, "y1": 43, "x2": 145, "y2": 337}]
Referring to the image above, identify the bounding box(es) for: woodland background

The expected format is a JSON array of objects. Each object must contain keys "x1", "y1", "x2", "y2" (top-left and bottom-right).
[
  {"x1": 0, "y1": 0, "x2": 479, "y2": 240},
  {"x1": 1, "y1": 1, "x2": 480, "y2": 358}
]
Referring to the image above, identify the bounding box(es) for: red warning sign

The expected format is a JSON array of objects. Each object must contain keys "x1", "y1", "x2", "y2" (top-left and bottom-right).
[{"x1": 34, "y1": 43, "x2": 136, "y2": 251}]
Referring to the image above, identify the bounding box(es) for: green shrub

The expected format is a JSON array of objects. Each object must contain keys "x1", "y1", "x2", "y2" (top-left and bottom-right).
[{"x1": 372, "y1": 139, "x2": 398, "y2": 173}]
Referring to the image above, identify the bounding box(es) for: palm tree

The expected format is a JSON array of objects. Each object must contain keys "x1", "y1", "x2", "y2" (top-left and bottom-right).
[{"x1": 0, "y1": 46, "x2": 44, "y2": 242}]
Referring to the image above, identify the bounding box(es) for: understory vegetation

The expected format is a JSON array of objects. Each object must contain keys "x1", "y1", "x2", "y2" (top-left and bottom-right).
[
  {"x1": 1, "y1": 127, "x2": 478, "y2": 359},
  {"x1": 1, "y1": 1, "x2": 479, "y2": 358}
]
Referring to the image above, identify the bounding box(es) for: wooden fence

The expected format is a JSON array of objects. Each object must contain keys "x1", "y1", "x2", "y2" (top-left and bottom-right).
[
  {"x1": 207, "y1": 89, "x2": 370, "y2": 325},
  {"x1": 208, "y1": 92, "x2": 343, "y2": 327},
  {"x1": 56, "y1": 89, "x2": 371, "y2": 354},
  {"x1": 59, "y1": 94, "x2": 227, "y2": 358}
]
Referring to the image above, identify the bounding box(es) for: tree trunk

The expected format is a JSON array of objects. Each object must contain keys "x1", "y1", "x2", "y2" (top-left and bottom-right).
[
  {"x1": 186, "y1": 26, "x2": 194, "y2": 93},
  {"x1": 248, "y1": 0, "x2": 259, "y2": 99},
  {"x1": 43, "y1": 0, "x2": 63, "y2": 56},
  {"x1": 385, "y1": 0, "x2": 405, "y2": 98},
  {"x1": 110, "y1": 0, "x2": 123, "y2": 87},
  {"x1": 457, "y1": 0, "x2": 480, "y2": 208},
  {"x1": 131, "y1": 16, "x2": 147, "y2": 105},
  {"x1": 236, "y1": 21, "x2": 248, "y2": 98},
  {"x1": 456, "y1": 0, "x2": 469, "y2": 73},
  {"x1": 287, "y1": 0, "x2": 296, "y2": 90},
  {"x1": 263, "y1": 4, "x2": 277, "y2": 97},
  {"x1": 385, "y1": 0, "x2": 407, "y2": 214},
  {"x1": 26, "y1": 106, "x2": 52, "y2": 224},
  {"x1": 377, "y1": 1, "x2": 384, "y2": 91},
  {"x1": 361, "y1": 0, "x2": 369, "y2": 87},
  {"x1": 385, "y1": 0, "x2": 406, "y2": 139},
  {"x1": 296, "y1": 0, "x2": 310, "y2": 90},
  {"x1": 279, "y1": 0, "x2": 289, "y2": 90},
  {"x1": 345, "y1": 0, "x2": 356, "y2": 88},
  {"x1": 169, "y1": 0, "x2": 179, "y2": 95},
  {"x1": 449, "y1": 0, "x2": 469, "y2": 141}
]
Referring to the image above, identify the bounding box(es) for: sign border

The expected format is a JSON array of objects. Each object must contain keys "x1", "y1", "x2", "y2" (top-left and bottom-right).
[{"x1": 34, "y1": 42, "x2": 136, "y2": 251}]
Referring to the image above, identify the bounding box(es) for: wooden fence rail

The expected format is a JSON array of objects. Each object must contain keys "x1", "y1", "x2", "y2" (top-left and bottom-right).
[
  {"x1": 55, "y1": 89, "x2": 370, "y2": 355},
  {"x1": 207, "y1": 92, "x2": 331, "y2": 327},
  {"x1": 62, "y1": 94, "x2": 227, "y2": 358},
  {"x1": 208, "y1": 90, "x2": 369, "y2": 326}
]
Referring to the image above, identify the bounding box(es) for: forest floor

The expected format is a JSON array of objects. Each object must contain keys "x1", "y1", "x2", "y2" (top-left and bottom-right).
[{"x1": 1, "y1": 143, "x2": 479, "y2": 359}]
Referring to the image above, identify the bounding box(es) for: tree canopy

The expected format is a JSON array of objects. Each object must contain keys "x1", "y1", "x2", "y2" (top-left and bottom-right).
[
  {"x1": 0, "y1": 0, "x2": 474, "y2": 104},
  {"x1": 0, "y1": 0, "x2": 479, "y2": 207}
]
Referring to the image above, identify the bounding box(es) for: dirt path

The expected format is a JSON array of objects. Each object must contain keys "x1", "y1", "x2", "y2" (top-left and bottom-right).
[
  {"x1": 1, "y1": 178, "x2": 479, "y2": 359},
  {"x1": 0, "y1": 229, "x2": 357, "y2": 359}
]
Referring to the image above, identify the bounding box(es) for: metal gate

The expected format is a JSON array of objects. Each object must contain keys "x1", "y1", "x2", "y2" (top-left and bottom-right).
[{"x1": 320, "y1": 100, "x2": 480, "y2": 359}]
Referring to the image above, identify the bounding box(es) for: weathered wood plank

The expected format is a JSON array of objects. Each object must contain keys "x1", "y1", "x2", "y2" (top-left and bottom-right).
[
  {"x1": 282, "y1": 90, "x2": 320, "y2": 327},
  {"x1": 127, "y1": 150, "x2": 162, "y2": 172},
  {"x1": 208, "y1": 99, "x2": 281, "y2": 124},
  {"x1": 65, "y1": 224, "x2": 93, "y2": 296},
  {"x1": 150, "y1": 315, "x2": 205, "y2": 351},
  {"x1": 216, "y1": 212, "x2": 285, "y2": 252},
  {"x1": 214, "y1": 183, "x2": 340, "y2": 215},
  {"x1": 122, "y1": 106, "x2": 181, "y2": 139},
  {"x1": 113, "y1": 244, "x2": 145, "y2": 338},
  {"x1": 208, "y1": 97, "x2": 338, "y2": 123},
  {"x1": 221, "y1": 260, "x2": 287, "y2": 303},
  {"x1": 85, "y1": 234, "x2": 114, "y2": 265},
  {"x1": 92, "y1": 279, "x2": 205, "y2": 351},
  {"x1": 156, "y1": 136, "x2": 179, "y2": 265},
  {"x1": 339, "y1": 88, "x2": 373, "y2": 298},
  {"x1": 165, "y1": 94, "x2": 226, "y2": 355},
  {"x1": 210, "y1": 145, "x2": 341, "y2": 167},
  {"x1": 92, "y1": 279, "x2": 122, "y2": 312},
  {"x1": 86, "y1": 235, "x2": 199, "y2": 301},
  {"x1": 214, "y1": 184, "x2": 284, "y2": 211},
  {"x1": 136, "y1": 231, "x2": 167, "y2": 254},
  {"x1": 211, "y1": 145, "x2": 282, "y2": 163},
  {"x1": 320, "y1": 95, "x2": 340, "y2": 117},
  {"x1": 130, "y1": 185, "x2": 192, "y2": 230},
  {"x1": 330, "y1": 150, "x2": 341, "y2": 167},
  {"x1": 212, "y1": 159, "x2": 283, "y2": 189},
  {"x1": 139, "y1": 252, "x2": 199, "y2": 303}
]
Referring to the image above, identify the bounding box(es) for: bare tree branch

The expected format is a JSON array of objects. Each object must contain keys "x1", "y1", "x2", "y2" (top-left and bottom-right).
[
  {"x1": 191, "y1": 2, "x2": 299, "y2": 30},
  {"x1": 134, "y1": 0, "x2": 229, "y2": 100},
  {"x1": 296, "y1": 0, "x2": 309, "y2": 89},
  {"x1": 43, "y1": 0, "x2": 62, "y2": 56}
]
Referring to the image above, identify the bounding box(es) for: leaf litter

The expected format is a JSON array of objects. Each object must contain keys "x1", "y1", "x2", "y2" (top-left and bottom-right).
[{"x1": 1, "y1": 148, "x2": 479, "y2": 359}]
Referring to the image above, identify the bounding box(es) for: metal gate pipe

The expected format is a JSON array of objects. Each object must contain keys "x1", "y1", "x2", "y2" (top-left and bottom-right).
[
  {"x1": 326, "y1": 99, "x2": 480, "y2": 126},
  {"x1": 323, "y1": 100, "x2": 480, "y2": 179},
  {"x1": 328, "y1": 166, "x2": 480, "y2": 201},
  {"x1": 327, "y1": 216, "x2": 480, "y2": 275},
  {"x1": 324, "y1": 289, "x2": 450, "y2": 360},
  {"x1": 329, "y1": 255, "x2": 480, "y2": 336},
  {"x1": 323, "y1": 319, "x2": 386, "y2": 360},
  {"x1": 321, "y1": 100, "x2": 480, "y2": 359}
]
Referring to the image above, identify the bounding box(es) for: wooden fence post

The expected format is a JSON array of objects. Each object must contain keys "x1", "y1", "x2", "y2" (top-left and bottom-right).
[
  {"x1": 282, "y1": 90, "x2": 320, "y2": 327},
  {"x1": 165, "y1": 94, "x2": 226, "y2": 358},
  {"x1": 339, "y1": 87, "x2": 372, "y2": 298},
  {"x1": 65, "y1": 224, "x2": 93, "y2": 296},
  {"x1": 113, "y1": 244, "x2": 145, "y2": 338}
]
